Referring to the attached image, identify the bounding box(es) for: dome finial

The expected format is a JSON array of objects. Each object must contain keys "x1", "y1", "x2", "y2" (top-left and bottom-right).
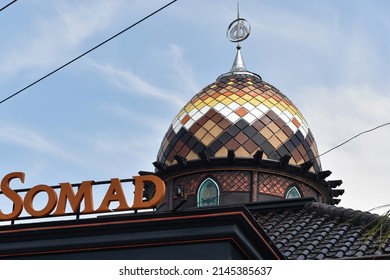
[
  {"x1": 218, "y1": 3, "x2": 261, "y2": 80},
  {"x1": 226, "y1": 2, "x2": 251, "y2": 45}
]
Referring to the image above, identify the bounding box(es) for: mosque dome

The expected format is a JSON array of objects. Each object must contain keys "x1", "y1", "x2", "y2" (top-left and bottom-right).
[
  {"x1": 152, "y1": 15, "x2": 342, "y2": 211},
  {"x1": 156, "y1": 49, "x2": 321, "y2": 174}
]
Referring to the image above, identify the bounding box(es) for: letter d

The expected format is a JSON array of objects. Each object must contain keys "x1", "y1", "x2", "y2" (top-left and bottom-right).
[{"x1": 131, "y1": 175, "x2": 166, "y2": 209}]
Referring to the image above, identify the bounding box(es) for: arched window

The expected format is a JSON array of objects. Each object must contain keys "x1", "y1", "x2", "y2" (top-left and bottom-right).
[
  {"x1": 197, "y1": 178, "x2": 220, "y2": 207},
  {"x1": 285, "y1": 186, "x2": 302, "y2": 199}
]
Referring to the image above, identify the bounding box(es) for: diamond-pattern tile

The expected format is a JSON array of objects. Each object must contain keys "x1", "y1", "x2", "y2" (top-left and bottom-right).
[{"x1": 156, "y1": 74, "x2": 322, "y2": 173}]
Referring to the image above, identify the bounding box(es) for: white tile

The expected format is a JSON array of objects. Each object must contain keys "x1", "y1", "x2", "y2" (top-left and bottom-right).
[
  {"x1": 279, "y1": 112, "x2": 291, "y2": 124},
  {"x1": 258, "y1": 103, "x2": 269, "y2": 114},
  {"x1": 184, "y1": 118, "x2": 195, "y2": 130},
  {"x1": 228, "y1": 102, "x2": 240, "y2": 110},
  {"x1": 172, "y1": 118, "x2": 182, "y2": 133},
  {"x1": 214, "y1": 103, "x2": 225, "y2": 111},
  {"x1": 243, "y1": 113, "x2": 257, "y2": 124},
  {"x1": 226, "y1": 112, "x2": 240, "y2": 123},
  {"x1": 200, "y1": 105, "x2": 210, "y2": 114},
  {"x1": 220, "y1": 106, "x2": 233, "y2": 117},
  {"x1": 188, "y1": 108, "x2": 198, "y2": 117},
  {"x1": 250, "y1": 108, "x2": 265, "y2": 119},
  {"x1": 283, "y1": 110, "x2": 293, "y2": 120},
  {"x1": 243, "y1": 102, "x2": 255, "y2": 111},
  {"x1": 287, "y1": 121, "x2": 298, "y2": 133},
  {"x1": 271, "y1": 106, "x2": 282, "y2": 116},
  {"x1": 192, "y1": 111, "x2": 203, "y2": 121}
]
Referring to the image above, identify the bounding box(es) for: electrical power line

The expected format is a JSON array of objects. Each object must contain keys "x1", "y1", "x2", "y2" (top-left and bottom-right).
[
  {"x1": 0, "y1": 0, "x2": 17, "y2": 12},
  {"x1": 316, "y1": 121, "x2": 390, "y2": 159},
  {"x1": 1, "y1": 0, "x2": 387, "y2": 164},
  {"x1": 0, "y1": 0, "x2": 178, "y2": 105}
]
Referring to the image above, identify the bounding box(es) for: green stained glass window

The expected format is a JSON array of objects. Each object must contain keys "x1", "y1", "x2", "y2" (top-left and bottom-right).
[
  {"x1": 197, "y1": 178, "x2": 220, "y2": 207},
  {"x1": 286, "y1": 186, "x2": 301, "y2": 199}
]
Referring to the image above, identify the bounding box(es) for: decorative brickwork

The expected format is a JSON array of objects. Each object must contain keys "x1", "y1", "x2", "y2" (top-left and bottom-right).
[
  {"x1": 167, "y1": 170, "x2": 317, "y2": 202},
  {"x1": 170, "y1": 171, "x2": 251, "y2": 196},
  {"x1": 214, "y1": 171, "x2": 250, "y2": 192},
  {"x1": 258, "y1": 173, "x2": 316, "y2": 198}
]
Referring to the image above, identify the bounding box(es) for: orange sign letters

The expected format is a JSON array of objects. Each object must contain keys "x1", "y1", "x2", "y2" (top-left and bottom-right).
[{"x1": 0, "y1": 172, "x2": 166, "y2": 221}]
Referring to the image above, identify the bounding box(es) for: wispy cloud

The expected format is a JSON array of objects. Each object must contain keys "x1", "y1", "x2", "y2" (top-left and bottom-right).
[
  {"x1": 164, "y1": 44, "x2": 200, "y2": 94},
  {"x1": 92, "y1": 63, "x2": 185, "y2": 107},
  {"x1": 89, "y1": 44, "x2": 201, "y2": 107},
  {"x1": 0, "y1": 121, "x2": 58, "y2": 153},
  {"x1": 0, "y1": 1, "x2": 127, "y2": 81},
  {"x1": 100, "y1": 103, "x2": 170, "y2": 134},
  {"x1": 0, "y1": 121, "x2": 96, "y2": 170}
]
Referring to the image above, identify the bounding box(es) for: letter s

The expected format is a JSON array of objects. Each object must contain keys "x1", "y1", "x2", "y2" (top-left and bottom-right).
[{"x1": 0, "y1": 172, "x2": 24, "y2": 220}]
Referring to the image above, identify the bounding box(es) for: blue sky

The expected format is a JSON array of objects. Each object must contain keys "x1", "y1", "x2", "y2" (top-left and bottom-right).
[{"x1": 0, "y1": 0, "x2": 389, "y2": 216}]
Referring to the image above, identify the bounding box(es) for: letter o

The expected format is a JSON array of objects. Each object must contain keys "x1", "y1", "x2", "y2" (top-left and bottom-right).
[{"x1": 24, "y1": 184, "x2": 58, "y2": 217}]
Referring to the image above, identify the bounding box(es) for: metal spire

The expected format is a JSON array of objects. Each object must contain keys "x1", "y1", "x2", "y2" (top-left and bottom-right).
[
  {"x1": 230, "y1": 45, "x2": 247, "y2": 72},
  {"x1": 218, "y1": 2, "x2": 261, "y2": 80}
]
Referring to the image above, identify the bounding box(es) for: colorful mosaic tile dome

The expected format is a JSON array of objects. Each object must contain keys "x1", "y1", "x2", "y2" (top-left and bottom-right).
[{"x1": 156, "y1": 71, "x2": 321, "y2": 173}]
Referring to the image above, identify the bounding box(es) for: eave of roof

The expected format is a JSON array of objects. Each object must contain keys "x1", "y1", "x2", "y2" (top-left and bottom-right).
[{"x1": 0, "y1": 204, "x2": 284, "y2": 260}]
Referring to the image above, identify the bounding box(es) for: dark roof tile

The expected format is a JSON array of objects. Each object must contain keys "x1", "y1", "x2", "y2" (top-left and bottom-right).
[
  {"x1": 334, "y1": 250, "x2": 345, "y2": 258},
  {"x1": 314, "y1": 253, "x2": 326, "y2": 260},
  {"x1": 284, "y1": 250, "x2": 293, "y2": 258},
  {"x1": 252, "y1": 200, "x2": 390, "y2": 259}
]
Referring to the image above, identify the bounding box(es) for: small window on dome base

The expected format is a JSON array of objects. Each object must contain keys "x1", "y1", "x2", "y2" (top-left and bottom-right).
[
  {"x1": 285, "y1": 186, "x2": 301, "y2": 199},
  {"x1": 197, "y1": 178, "x2": 220, "y2": 207}
]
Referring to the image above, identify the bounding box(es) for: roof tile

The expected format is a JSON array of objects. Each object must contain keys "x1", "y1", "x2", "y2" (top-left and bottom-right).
[{"x1": 252, "y1": 201, "x2": 390, "y2": 259}]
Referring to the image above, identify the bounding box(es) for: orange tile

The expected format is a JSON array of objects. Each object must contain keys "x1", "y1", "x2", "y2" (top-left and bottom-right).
[
  {"x1": 292, "y1": 117, "x2": 301, "y2": 128},
  {"x1": 235, "y1": 106, "x2": 249, "y2": 117},
  {"x1": 181, "y1": 114, "x2": 190, "y2": 125},
  {"x1": 236, "y1": 90, "x2": 246, "y2": 97}
]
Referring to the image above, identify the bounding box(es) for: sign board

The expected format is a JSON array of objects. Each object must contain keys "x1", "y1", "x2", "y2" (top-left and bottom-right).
[{"x1": 0, "y1": 172, "x2": 166, "y2": 221}]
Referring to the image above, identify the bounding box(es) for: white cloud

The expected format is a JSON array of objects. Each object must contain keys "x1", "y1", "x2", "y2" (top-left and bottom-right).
[{"x1": 298, "y1": 84, "x2": 390, "y2": 213}]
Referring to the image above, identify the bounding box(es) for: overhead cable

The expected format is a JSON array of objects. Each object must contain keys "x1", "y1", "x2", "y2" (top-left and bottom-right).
[
  {"x1": 0, "y1": 0, "x2": 17, "y2": 12},
  {"x1": 316, "y1": 121, "x2": 390, "y2": 159},
  {"x1": 0, "y1": 0, "x2": 178, "y2": 105}
]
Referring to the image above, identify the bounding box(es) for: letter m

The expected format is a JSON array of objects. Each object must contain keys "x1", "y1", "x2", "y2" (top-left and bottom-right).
[{"x1": 53, "y1": 181, "x2": 95, "y2": 216}]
